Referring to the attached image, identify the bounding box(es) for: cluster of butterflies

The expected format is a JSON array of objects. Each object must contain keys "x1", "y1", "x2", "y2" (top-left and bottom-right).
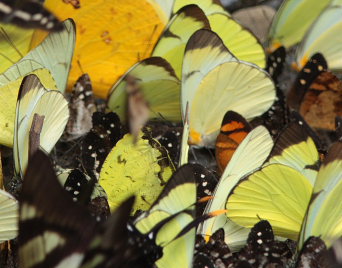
[{"x1": 0, "y1": 0, "x2": 341, "y2": 267}]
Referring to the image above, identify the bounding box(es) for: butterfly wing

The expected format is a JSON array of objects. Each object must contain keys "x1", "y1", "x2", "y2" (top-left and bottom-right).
[
  {"x1": 189, "y1": 61, "x2": 275, "y2": 147},
  {"x1": 36, "y1": 0, "x2": 169, "y2": 98},
  {"x1": 173, "y1": 0, "x2": 226, "y2": 15},
  {"x1": 0, "y1": 189, "x2": 18, "y2": 242},
  {"x1": 208, "y1": 12, "x2": 266, "y2": 68},
  {"x1": 0, "y1": 0, "x2": 63, "y2": 31},
  {"x1": 226, "y1": 163, "x2": 313, "y2": 241},
  {"x1": 19, "y1": 151, "x2": 97, "y2": 268},
  {"x1": 0, "y1": 60, "x2": 58, "y2": 147},
  {"x1": 25, "y1": 19, "x2": 75, "y2": 93},
  {"x1": 134, "y1": 164, "x2": 197, "y2": 268},
  {"x1": 295, "y1": 5, "x2": 342, "y2": 71},
  {"x1": 215, "y1": 111, "x2": 251, "y2": 173},
  {"x1": 199, "y1": 126, "x2": 273, "y2": 251},
  {"x1": 107, "y1": 57, "x2": 181, "y2": 122},
  {"x1": 99, "y1": 132, "x2": 174, "y2": 213},
  {"x1": 14, "y1": 74, "x2": 69, "y2": 176},
  {"x1": 152, "y1": 5, "x2": 210, "y2": 78},
  {"x1": 181, "y1": 29, "x2": 236, "y2": 118},
  {"x1": 267, "y1": 0, "x2": 331, "y2": 49},
  {"x1": 266, "y1": 120, "x2": 320, "y2": 185},
  {"x1": 300, "y1": 141, "x2": 342, "y2": 247}
]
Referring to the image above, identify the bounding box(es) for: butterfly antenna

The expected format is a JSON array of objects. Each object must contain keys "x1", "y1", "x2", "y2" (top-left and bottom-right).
[{"x1": 77, "y1": 59, "x2": 85, "y2": 74}]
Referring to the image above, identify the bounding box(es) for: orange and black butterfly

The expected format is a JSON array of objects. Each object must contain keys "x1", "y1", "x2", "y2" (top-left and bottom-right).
[
  {"x1": 288, "y1": 53, "x2": 342, "y2": 131},
  {"x1": 287, "y1": 53, "x2": 327, "y2": 111},
  {"x1": 215, "y1": 111, "x2": 251, "y2": 173}
]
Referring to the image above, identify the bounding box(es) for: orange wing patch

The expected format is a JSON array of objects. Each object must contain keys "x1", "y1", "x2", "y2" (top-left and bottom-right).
[
  {"x1": 300, "y1": 71, "x2": 342, "y2": 131},
  {"x1": 215, "y1": 111, "x2": 251, "y2": 173}
]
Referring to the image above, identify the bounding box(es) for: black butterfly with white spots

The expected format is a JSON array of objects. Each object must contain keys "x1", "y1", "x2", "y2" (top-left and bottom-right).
[{"x1": 0, "y1": 0, "x2": 63, "y2": 31}]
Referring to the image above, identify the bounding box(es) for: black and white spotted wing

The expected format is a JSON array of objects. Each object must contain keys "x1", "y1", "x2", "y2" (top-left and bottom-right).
[
  {"x1": 266, "y1": 46, "x2": 286, "y2": 82},
  {"x1": 0, "y1": 0, "x2": 63, "y2": 31},
  {"x1": 192, "y1": 164, "x2": 218, "y2": 217},
  {"x1": 238, "y1": 220, "x2": 293, "y2": 267},
  {"x1": 194, "y1": 228, "x2": 232, "y2": 267},
  {"x1": 81, "y1": 112, "x2": 123, "y2": 179},
  {"x1": 287, "y1": 53, "x2": 328, "y2": 110},
  {"x1": 296, "y1": 236, "x2": 327, "y2": 268}
]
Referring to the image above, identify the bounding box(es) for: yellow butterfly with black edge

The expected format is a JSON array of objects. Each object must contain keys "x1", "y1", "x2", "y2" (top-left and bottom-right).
[
  {"x1": 226, "y1": 119, "x2": 342, "y2": 248},
  {"x1": 13, "y1": 74, "x2": 69, "y2": 178},
  {"x1": 152, "y1": 4, "x2": 210, "y2": 78},
  {"x1": 0, "y1": 19, "x2": 75, "y2": 147},
  {"x1": 19, "y1": 150, "x2": 168, "y2": 268},
  {"x1": 173, "y1": 0, "x2": 267, "y2": 68},
  {"x1": 267, "y1": 0, "x2": 331, "y2": 50},
  {"x1": 198, "y1": 125, "x2": 273, "y2": 252},
  {"x1": 0, "y1": 188, "x2": 18, "y2": 243},
  {"x1": 134, "y1": 163, "x2": 198, "y2": 268},
  {"x1": 182, "y1": 29, "x2": 275, "y2": 147},
  {"x1": 295, "y1": 4, "x2": 342, "y2": 71},
  {"x1": 99, "y1": 131, "x2": 174, "y2": 213}
]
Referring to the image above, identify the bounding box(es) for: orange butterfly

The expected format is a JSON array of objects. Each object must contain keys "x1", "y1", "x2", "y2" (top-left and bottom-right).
[{"x1": 215, "y1": 111, "x2": 251, "y2": 173}]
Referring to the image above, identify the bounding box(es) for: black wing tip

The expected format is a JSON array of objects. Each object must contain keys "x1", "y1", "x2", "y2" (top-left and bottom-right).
[
  {"x1": 175, "y1": 4, "x2": 210, "y2": 28},
  {"x1": 185, "y1": 29, "x2": 228, "y2": 53},
  {"x1": 142, "y1": 57, "x2": 178, "y2": 80},
  {"x1": 221, "y1": 110, "x2": 250, "y2": 128},
  {"x1": 17, "y1": 74, "x2": 42, "y2": 100}
]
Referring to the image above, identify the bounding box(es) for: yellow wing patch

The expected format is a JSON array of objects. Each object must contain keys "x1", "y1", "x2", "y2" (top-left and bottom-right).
[
  {"x1": 99, "y1": 132, "x2": 173, "y2": 213},
  {"x1": 35, "y1": 0, "x2": 168, "y2": 98}
]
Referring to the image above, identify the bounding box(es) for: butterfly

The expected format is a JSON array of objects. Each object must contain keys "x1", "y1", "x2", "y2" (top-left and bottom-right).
[
  {"x1": 66, "y1": 73, "x2": 96, "y2": 140},
  {"x1": 0, "y1": 19, "x2": 75, "y2": 147},
  {"x1": 108, "y1": 4, "x2": 210, "y2": 122},
  {"x1": 226, "y1": 118, "x2": 342, "y2": 248},
  {"x1": 19, "y1": 150, "x2": 167, "y2": 268},
  {"x1": 34, "y1": 0, "x2": 173, "y2": 98},
  {"x1": 199, "y1": 125, "x2": 274, "y2": 251},
  {"x1": 133, "y1": 163, "x2": 198, "y2": 268},
  {"x1": 98, "y1": 131, "x2": 174, "y2": 213},
  {"x1": 173, "y1": 0, "x2": 266, "y2": 68},
  {"x1": 215, "y1": 110, "x2": 251, "y2": 173},
  {"x1": 57, "y1": 168, "x2": 110, "y2": 221},
  {"x1": 182, "y1": 29, "x2": 275, "y2": 148},
  {"x1": 13, "y1": 74, "x2": 69, "y2": 178},
  {"x1": 267, "y1": 0, "x2": 331, "y2": 50},
  {"x1": 265, "y1": 45, "x2": 286, "y2": 82},
  {"x1": 0, "y1": 0, "x2": 63, "y2": 31},
  {"x1": 295, "y1": 4, "x2": 342, "y2": 71},
  {"x1": 288, "y1": 53, "x2": 342, "y2": 131},
  {"x1": 146, "y1": 121, "x2": 183, "y2": 166},
  {"x1": 80, "y1": 111, "x2": 123, "y2": 179}
]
